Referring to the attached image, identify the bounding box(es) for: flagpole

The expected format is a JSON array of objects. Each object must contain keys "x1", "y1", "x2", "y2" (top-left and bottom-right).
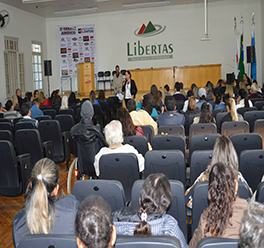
[
  {"x1": 234, "y1": 17, "x2": 238, "y2": 79},
  {"x1": 251, "y1": 13, "x2": 257, "y2": 81}
]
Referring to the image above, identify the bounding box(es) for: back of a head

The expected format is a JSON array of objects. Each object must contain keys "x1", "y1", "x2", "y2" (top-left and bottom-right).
[
  {"x1": 165, "y1": 96, "x2": 176, "y2": 111},
  {"x1": 61, "y1": 96, "x2": 68, "y2": 110},
  {"x1": 206, "y1": 81, "x2": 214, "y2": 93},
  {"x1": 210, "y1": 135, "x2": 238, "y2": 173},
  {"x1": 5, "y1": 100, "x2": 12, "y2": 111},
  {"x1": 199, "y1": 102, "x2": 214, "y2": 123},
  {"x1": 205, "y1": 162, "x2": 237, "y2": 237},
  {"x1": 213, "y1": 88, "x2": 221, "y2": 104},
  {"x1": 142, "y1": 94, "x2": 153, "y2": 115},
  {"x1": 69, "y1": 92, "x2": 76, "y2": 104},
  {"x1": 11, "y1": 95, "x2": 17, "y2": 107},
  {"x1": 240, "y1": 201, "x2": 264, "y2": 248},
  {"x1": 25, "y1": 158, "x2": 59, "y2": 234},
  {"x1": 226, "y1": 98, "x2": 238, "y2": 121},
  {"x1": 239, "y1": 81, "x2": 249, "y2": 94},
  {"x1": 175, "y1": 82, "x2": 181, "y2": 92},
  {"x1": 39, "y1": 92, "x2": 46, "y2": 104},
  {"x1": 164, "y1": 84, "x2": 170, "y2": 92},
  {"x1": 75, "y1": 195, "x2": 114, "y2": 248},
  {"x1": 134, "y1": 173, "x2": 171, "y2": 236},
  {"x1": 98, "y1": 90, "x2": 105, "y2": 100},
  {"x1": 150, "y1": 84, "x2": 160, "y2": 105},
  {"x1": 105, "y1": 120, "x2": 123, "y2": 146},
  {"x1": 187, "y1": 90, "x2": 194, "y2": 98},
  {"x1": 188, "y1": 96, "x2": 197, "y2": 110},
  {"x1": 117, "y1": 107, "x2": 136, "y2": 137},
  {"x1": 225, "y1": 84, "x2": 234, "y2": 98},
  {"x1": 127, "y1": 99, "x2": 136, "y2": 112},
  {"x1": 89, "y1": 90, "x2": 96, "y2": 104},
  {"x1": 21, "y1": 103, "x2": 30, "y2": 116},
  {"x1": 193, "y1": 86, "x2": 199, "y2": 99}
]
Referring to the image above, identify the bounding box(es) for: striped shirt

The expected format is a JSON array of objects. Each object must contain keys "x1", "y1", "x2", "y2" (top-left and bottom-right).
[{"x1": 114, "y1": 214, "x2": 189, "y2": 248}]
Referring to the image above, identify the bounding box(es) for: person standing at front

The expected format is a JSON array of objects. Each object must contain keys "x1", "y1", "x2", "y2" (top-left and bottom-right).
[{"x1": 122, "y1": 70, "x2": 137, "y2": 107}]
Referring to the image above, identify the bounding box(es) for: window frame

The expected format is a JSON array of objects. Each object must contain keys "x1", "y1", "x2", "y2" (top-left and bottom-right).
[{"x1": 31, "y1": 41, "x2": 43, "y2": 91}]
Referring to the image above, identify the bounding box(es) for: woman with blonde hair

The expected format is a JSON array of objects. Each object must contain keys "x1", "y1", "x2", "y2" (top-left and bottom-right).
[
  {"x1": 224, "y1": 84, "x2": 234, "y2": 98},
  {"x1": 13, "y1": 158, "x2": 79, "y2": 248},
  {"x1": 239, "y1": 81, "x2": 249, "y2": 94},
  {"x1": 89, "y1": 90, "x2": 99, "y2": 105},
  {"x1": 11, "y1": 95, "x2": 20, "y2": 110},
  {"x1": 185, "y1": 135, "x2": 252, "y2": 209},
  {"x1": 60, "y1": 95, "x2": 69, "y2": 110},
  {"x1": 184, "y1": 96, "x2": 200, "y2": 136},
  {"x1": 39, "y1": 91, "x2": 51, "y2": 106}
]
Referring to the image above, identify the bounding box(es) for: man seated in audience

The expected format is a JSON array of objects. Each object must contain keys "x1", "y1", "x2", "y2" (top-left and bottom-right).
[
  {"x1": 164, "y1": 84, "x2": 171, "y2": 97},
  {"x1": 71, "y1": 100, "x2": 107, "y2": 179},
  {"x1": 30, "y1": 99, "x2": 43, "y2": 119},
  {"x1": 4, "y1": 100, "x2": 22, "y2": 121},
  {"x1": 196, "y1": 87, "x2": 213, "y2": 110},
  {"x1": 179, "y1": 82, "x2": 186, "y2": 97},
  {"x1": 94, "y1": 120, "x2": 144, "y2": 177},
  {"x1": 248, "y1": 82, "x2": 262, "y2": 99},
  {"x1": 127, "y1": 99, "x2": 157, "y2": 135},
  {"x1": 173, "y1": 82, "x2": 185, "y2": 101},
  {"x1": 75, "y1": 195, "x2": 116, "y2": 248},
  {"x1": 219, "y1": 80, "x2": 227, "y2": 95},
  {"x1": 19, "y1": 103, "x2": 38, "y2": 127},
  {"x1": 16, "y1": 88, "x2": 25, "y2": 107},
  {"x1": 158, "y1": 96, "x2": 185, "y2": 127},
  {"x1": 240, "y1": 201, "x2": 264, "y2": 248}
]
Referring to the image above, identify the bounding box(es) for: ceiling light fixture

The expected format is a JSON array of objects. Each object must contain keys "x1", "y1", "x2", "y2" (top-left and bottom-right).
[
  {"x1": 122, "y1": 1, "x2": 170, "y2": 9},
  {"x1": 54, "y1": 7, "x2": 98, "y2": 15},
  {"x1": 22, "y1": 0, "x2": 56, "y2": 4}
]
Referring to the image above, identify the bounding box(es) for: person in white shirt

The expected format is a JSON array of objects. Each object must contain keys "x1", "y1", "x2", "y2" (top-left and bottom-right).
[
  {"x1": 94, "y1": 120, "x2": 144, "y2": 177},
  {"x1": 236, "y1": 89, "x2": 253, "y2": 109},
  {"x1": 113, "y1": 65, "x2": 123, "y2": 95}
]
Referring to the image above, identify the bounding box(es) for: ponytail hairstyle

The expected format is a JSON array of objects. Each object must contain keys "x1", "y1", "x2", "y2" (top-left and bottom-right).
[
  {"x1": 25, "y1": 158, "x2": 59, "y2": 234},
  {"x1": 134, "y1": 173, "x2": 171, "y2": 236},
  {"x1": 204, "y1": 162, "x2": 238, "y2": 237},
  {"x1": 226, "y1": 98, "x2": 238, "y2": 121}
]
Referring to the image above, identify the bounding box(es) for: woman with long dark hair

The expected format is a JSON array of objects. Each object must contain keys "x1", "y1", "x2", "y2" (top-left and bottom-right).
[
  {"x1": 117, "y1": 107, "x2": 143, "y2": 137},
  {"x1": 113, "y1": 173, "x2": 188, "y2": 248},
  {"x1": 193, "y1": 102, "x2": 215, "y2": 124},
  {"x1": 136, "y1": 94, "x2": 158, "y2": 118},
  {"x1": 122, "y1": 70, "x2": 137, "y2": 107},
  {"x1": 150, "y1": 84, "x2": 163, "y2": 109},
  {"x1": 189, "y1": 162, "x2": 248, "y2": 248},
  {"x1": 236, "y1": 89, "x2": 253, "y2": 109}
]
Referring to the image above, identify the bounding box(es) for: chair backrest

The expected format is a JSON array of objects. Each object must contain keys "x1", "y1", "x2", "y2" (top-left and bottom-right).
[
  {"x1": 254, "y1": 119, "x2": 264, "y2": 148},
  {"x1": 58, "y1": 108, "x2": 75, "y2": 120},
  {"x1": 93, "y1": 104, "x2": 104, "y2": 127},
  {"x1": 43, "y1": 109, "x2": 57, "y2": 119},
  {"x1": 152, "y1": 135, "x2": 185, "y2": 155},
  {"x1": 230, "y1": 133, "x2": 262, "y2": 158},
  {"x1": 55, "y1": 114, "x2": 75, "y2": 132},
  {"x1": 0, "y1": 112, "x2": 3, "y2": 118},
  {"x1": 0, "y1": 141, "x2": 22, "y2": 196},
  {"x1": 158, "y1": 125, "x2": 185, "y2": 138},
  {"x1": 72, "y1": 180, "x2": 126, "y2": 212},
  {"x1": 99, "y1": 153, "x2": 139, "y2": 201},
  {"x1": 140, "y1": 125, "x2": 154, "y2": 144},
  {"x1": 188, "y1": 114, "x2": 200, "y2": 130},
  {"x1": 15, "y1": 129, "x2": 43, "y2": 167},
  {"x1": 254, "y1": 101, "x2": 264, "y2": 110},
  {"x1": 216, "y1": 112, "x2": 227, "y2": 132},
  {"x1": 76, "y1": 107, "x2": 81, "y2": 122},
  {"x1": 240, "y1": 149, "x2": 264, "y2": 192},
  {"x1": 197, "y1": 237, "x2": 239, "y2": 248},
  {"x1": 144, "y1": 150, "x2": 186, "y2": 185},
  {"x1": 39, "y1": 120, "x2": 65, "y2": 163},
  {"x1": 250, "y1": 98, "x2": 264, "y2": 105},
  {"x1": 104, "y1": 70, "x2": 111, "y2": 78},
  {"x1": 39, "y1": 105, "x2": 52, "y2": 111},
  {"x1": 237, "y1": 106, "x2": 258, "y2": 116},
  {"x1": 192, "y1": 181, "x2": 251, "y2": 235},
  {"x1": 213, "y1": 108, "x2": 227, "y2": 118},
  {"x1": 123, "y1": 136, "x2": 148, "y2": 156},
  {"x1": 244, "y1": 110, "x2": 264, "y2": 132},
  {"x1": 221, "y1": 121, "x2": 249, "y2": 136},
  {"x1": 17, "y1": 234, "x2": 77, "y2": 248},
  {"x1": 115, "y1": 235, "x2": 181, "y2": 248},
  {"x1": 189, "y1": 133, "x2": 220, "y2": 158},
  {"x1": 256, "y1": 181, "x2": 264, "y2": 203},
  {"x1": 130, "y1": 180, "x2": 187, "y2": 239},
  {"x1": 14, "y1": 121, "x2": 35, "y2": 133},
  {"x1": 97, "y1": 71, "x2": 105, "y2": 78},
  {"x1": 0, "y1": 122, "x2": 13, "y2": 134},
  {"x1": 190, "y1": 150, "x2": 213, "y2": 185},
  {"x1": 0, "y1": 130, "x2": 14, "y2": 144},
  {"x1": 189, "y1": 123, "x2": 217, "y2": 139},
  {"x1": 175, "y1": 100, "x2": 184, "y2": 110},
  {"x1": 0, "y1": 118, "x2": 11, "y2": 123},
  {"x1": 13, "y1": 117, "x2": 23, "y2": 126},
  {"x1": 35, "y1": 115, "x2": 52, "y2": 122}
]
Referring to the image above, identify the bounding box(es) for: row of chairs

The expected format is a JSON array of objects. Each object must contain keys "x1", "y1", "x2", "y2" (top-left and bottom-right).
[{"x1": 97, "y1": 70, "x2": 126, "y2": 90}]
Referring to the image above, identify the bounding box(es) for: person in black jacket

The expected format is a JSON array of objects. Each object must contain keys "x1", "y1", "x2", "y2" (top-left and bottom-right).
[
  {"x1": 122, "y1": 70, "x2": 137, "y2": 107},
  {"x1": 70, "y1": 100, "x2": 107, "y2": 179}
]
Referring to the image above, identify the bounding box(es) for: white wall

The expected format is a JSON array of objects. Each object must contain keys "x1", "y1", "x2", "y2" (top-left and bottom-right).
[
  {"x1": 0, "y1": 2, "x2": 47, "y2": 104},
  {"x1": 46, "y1": 0, "x2": 263, "y2": 91}
]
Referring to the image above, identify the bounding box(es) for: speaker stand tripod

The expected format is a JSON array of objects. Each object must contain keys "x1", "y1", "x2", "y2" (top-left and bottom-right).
[{"x1": 47, "y1": 75, "x2": 50, "y2": 97}]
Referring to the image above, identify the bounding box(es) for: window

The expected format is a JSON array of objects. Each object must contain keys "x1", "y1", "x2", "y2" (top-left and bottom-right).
[
  {"x1": 32, "y1": 42, "x2": 43, "y2": 90},
  {"x1": 19, "y1": 53, "x2": 25, "y2": 92}
]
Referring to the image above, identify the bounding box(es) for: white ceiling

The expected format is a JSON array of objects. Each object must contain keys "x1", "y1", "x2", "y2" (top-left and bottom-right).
[{"x1": 0, "y1": 0, "x2": 223, "y2": 18}]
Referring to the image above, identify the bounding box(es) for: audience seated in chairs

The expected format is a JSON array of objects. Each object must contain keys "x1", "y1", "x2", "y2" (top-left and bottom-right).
[
  {"x1": 185, "y1": 135, "x2": 252, "y2": 209},
  {"x1": 117, "y1": 107, "x2": 144, "y2": 137},
  {"x1": 196, "y1": 87, "x2": 213, "y2": 110},
  {"x1": 205, "y1": 81, "x2": 214, "y2": 101},
  {"x1": 164, "y1": 84, "x2": 171, "y2": 98},
  {"x1": 12, "y1": 94, "x2": 21, "y2": 110},
  {"x1": 214, "y1": 93, "x2": 228, "y2": 109},
  {"x1": 236, "y1": 89, "x2": 253, "y2": 109},
  {"x1": 68, "y1": 92, "x2": 79, "y2": 105},
  {"x1": 158, "y1": 96, "x2": 185, "y2": 127},
  {"x1": 94, "y1": 120, "x2": 144, "y2": 177},
  {"x1": 173, "y1": 82, "x2": 185, "y2": 101},
  {"x1": 183, "y1": 90, "x2": 198, "y2": 112},
  {"x1": 239, "y1": 201, "x2": 264, "y2": 248},
  {"x1": 189, "y1": 162, "x2": 248, "y2": 248},
  {"x1": 184, "y1": 96, "x2": 200, "y2": 136},
  {"x1": 150, "y1": 84, "x2": 163, "y2": 110},
  {"x1": 60, "y1": 95, "x2": 69, "y2": 110},
  {"x1": 75, "y1": 195, "x2": 116, "y2": 248},
  {"x1": 12, "y1": 158, "x2": 79, "y2": 248},
  {"x1": 70, "y1": 100, "x2": 107, "y2": 179},
  {"x1": 127, "y1": 99, "x2": 158, "y2": 135},
  {"x1": 248, "y1": 82, "x2": 262, "y2": 99},
  {"x1": 19, "y1": 103, "x2": 38, "y2": 127},
  {"x1": 52, "y1": 89, "x2": 61, "y2": 105},
  {"x1": 193, "y1": 102, "x2": 215, "y2": 124},
  {"x1": 90, "y1": 90, "x2": 99, "y2": 105},
  {"x1": 113, "y1": 173, "x2": 188, "y2": 248},
  {"x1": 30, "y1": 99, "x2": 44, "y2": 119},
  {"x1": 136, "y1": 94, "x2": 158, "y2": 118},
  {"x1": 39, "y1": 91, "x2": 51, "y2": 106},
  {"x1": 4, "y1": 99, "x2": 22, "y2": 121}
]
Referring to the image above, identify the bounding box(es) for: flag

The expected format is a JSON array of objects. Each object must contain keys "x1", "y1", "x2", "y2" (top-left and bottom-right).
[
  {"x1": 251, "y1": 14, "x2": 256, "y2": 80},
  {"x1": 238, "y1": 17, "x2": 244, "y2": 81},
  {"x1": 234, "y1": 17, "x2": 239, "y2": 79}
]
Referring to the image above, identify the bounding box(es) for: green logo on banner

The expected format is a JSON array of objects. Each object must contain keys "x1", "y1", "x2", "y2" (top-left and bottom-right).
[{"x1": 134, "y1": 21, "x2": 166, "y2": 37}]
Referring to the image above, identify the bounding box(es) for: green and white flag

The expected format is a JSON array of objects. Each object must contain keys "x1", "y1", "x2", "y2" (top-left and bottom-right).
[{"x1": 238, "y1": 17, "x2": 244, "y2": 81}]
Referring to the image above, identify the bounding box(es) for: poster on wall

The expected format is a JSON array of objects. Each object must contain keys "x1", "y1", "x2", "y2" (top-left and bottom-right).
[{"x1": 59, "y1": 25, "x2": 97, "y2": 76}]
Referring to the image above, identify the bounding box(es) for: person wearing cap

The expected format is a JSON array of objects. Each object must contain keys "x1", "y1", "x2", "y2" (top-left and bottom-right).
[
  {"x1": 248, "y1": 82, "x2": 262, "y2": 99},
  {"x1": 70, "y1": 100, "x2": 107, "y2": 179},
  {"x1": 196, "y1": 87, "x2": 213, "y2": 110}
]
